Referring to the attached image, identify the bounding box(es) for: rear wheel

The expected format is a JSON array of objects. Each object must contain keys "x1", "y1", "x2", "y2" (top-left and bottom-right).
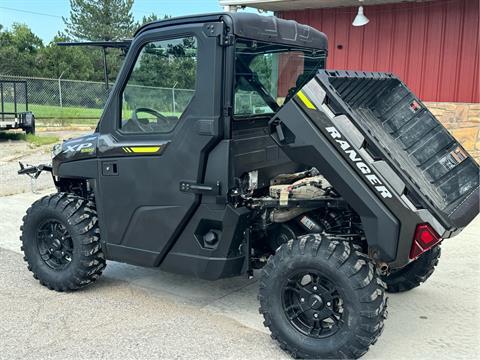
[
  {"x1": 383, "y1": 245, "x2": 441, "y2": 293},
  {"x1": 259, "y1": 234, "x2": 387, "y2": 359},
  {"x1": 20, "y1": 193, "x2": 105, "y2": 291}
]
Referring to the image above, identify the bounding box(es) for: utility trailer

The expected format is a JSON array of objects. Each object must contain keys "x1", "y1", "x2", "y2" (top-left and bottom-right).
[
  {"x1": 17, "y1": 12, "x2": 479, "y2": 359},
  {"x1": 0, "y1": 80, "x2": 35, "y2": 134}
]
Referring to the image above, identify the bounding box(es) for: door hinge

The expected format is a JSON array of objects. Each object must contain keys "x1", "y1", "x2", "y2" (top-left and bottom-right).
[
  {"x1": 219, "y1": 34, "x2": 234, "y2": 47},
  {"x1": 223, "y1": 105, "x2": 233, "y2": 118},
  {"x1": 202, "y1": 23, "x2": 233, "y2": 46}
]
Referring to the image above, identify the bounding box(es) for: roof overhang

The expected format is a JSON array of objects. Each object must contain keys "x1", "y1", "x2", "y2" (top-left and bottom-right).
[{"x1": 219, "y1": 0, "x2": 435, "y2": 11}]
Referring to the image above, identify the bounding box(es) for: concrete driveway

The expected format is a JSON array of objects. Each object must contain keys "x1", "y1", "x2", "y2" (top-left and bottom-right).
[
  {"x1": 0, "y1": 190, "x2": 479, "y2": 359},
  {"x1": 0, "y1": 130, "x2": 89, "y2": 196}
]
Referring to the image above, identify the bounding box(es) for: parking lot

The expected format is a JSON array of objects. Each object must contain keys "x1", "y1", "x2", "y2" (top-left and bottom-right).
[{"x1": 0, "y1": 185, "x2": 478, "y2": 359}]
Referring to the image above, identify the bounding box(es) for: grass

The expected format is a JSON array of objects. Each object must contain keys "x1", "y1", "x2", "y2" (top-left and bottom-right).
[
  {"x1": 31, "y1": 104, "x2": 103, "y2": 120},
  {"x1": 0, "y1": 132, "x2": 60, "y2": 146},
  {"x1": 3, "y1": 102, "x2": 182, "y2": 127},
  {"x1": 2, "y1": 102, "x2": 101, "y2": 126},
  {"x1": 26, "y1": 133, "x2": 60, "y2": 146},
  {"x1": 38, "y1": 118, "x2": 99, "y2": 127},
  {"x1": 3, "y1": 101, "x2": 103, "y2": 119}
]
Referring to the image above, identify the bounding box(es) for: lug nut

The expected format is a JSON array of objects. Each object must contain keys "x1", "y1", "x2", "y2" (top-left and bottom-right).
[
  {"x1": 313, "y1": 286, "x2": 317, "y2": 291},
  {"x1": 314, "y1": 313, "x2": 318, "y2": 318},
  {"x1": 327, "y1": 302, "x2": 331, "y2": 306},
  {"x1": 300, "y1": 298, "x2": 305, "y2": 302}
]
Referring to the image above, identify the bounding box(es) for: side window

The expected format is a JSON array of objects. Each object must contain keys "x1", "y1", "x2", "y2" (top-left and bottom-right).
[{"x1": 121, "y1": 37, "x2": 197, "y2": 133}]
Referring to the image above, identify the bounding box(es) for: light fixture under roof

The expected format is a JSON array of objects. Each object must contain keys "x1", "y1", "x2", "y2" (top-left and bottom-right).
[{"x1": 353, "y1": 5, "x2": 370, "y2": 27}]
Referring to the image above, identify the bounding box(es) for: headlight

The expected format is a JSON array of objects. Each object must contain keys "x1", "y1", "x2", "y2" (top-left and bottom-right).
[{"x1": 51, "y1": 143, "x2": 63, "y2": 158}]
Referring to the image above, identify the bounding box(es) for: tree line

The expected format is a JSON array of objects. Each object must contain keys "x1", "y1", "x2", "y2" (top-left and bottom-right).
[{"x1": 0, "y1": 0, "x2": 165, "y2": 82}]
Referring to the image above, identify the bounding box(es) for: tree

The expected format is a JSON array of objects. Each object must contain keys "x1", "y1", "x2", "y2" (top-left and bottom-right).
[
  {"x1": 63, "y1": 0, "x2": 135, "y2": 41},
  {"x1": 0, "y1": 23, "x2": 43, "y2": 53},
  {"x1": 138, "y1": 13, "x2": 159, "y2": 26},
  {"x1": 0, "y1": 5, "x2": 170, "y2": 82},
  {"x1": 135, "y1": 13, "x2": 170, "y2": 29},
  {"x1": 0, "y1": 23, "x2": 44, "y2": 76},
  {"x1": 40, "y1": 32, "x2": 97, "y2": 80}
]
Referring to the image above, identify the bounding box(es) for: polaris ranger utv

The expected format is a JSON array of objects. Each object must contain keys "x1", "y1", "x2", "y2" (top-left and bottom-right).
[{"x1": 19, "y1": 13, "x2": 479, "y2": 359}]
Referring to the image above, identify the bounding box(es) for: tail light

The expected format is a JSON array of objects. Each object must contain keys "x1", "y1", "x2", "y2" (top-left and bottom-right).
[{"x1": 409, "y1": 224, "x2": 442, "y2": 259}]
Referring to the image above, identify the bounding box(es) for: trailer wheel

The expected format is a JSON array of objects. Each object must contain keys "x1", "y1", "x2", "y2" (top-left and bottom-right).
[
  {"x1": 20, "y1": 193, "x2": 105, "y2": 292},
  {"x1": 383, "y1": 245, "x2": 441, "y2": 293},
  {"x1": 259, "y1": 235, "x2": 387, "y2": 359},
  {"x1": 25, "y1": 118, "x2": 35, "y2": 135}
]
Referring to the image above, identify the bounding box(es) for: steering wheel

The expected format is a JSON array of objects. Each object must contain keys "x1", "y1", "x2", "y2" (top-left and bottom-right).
[{"x1": 131, "y1": 107, "x2": 169, "y2": 132}]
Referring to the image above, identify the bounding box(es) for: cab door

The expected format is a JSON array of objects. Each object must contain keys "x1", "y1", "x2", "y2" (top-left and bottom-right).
[{"x1": 95, "y1": 22, "x2": 224, "y2": 266}]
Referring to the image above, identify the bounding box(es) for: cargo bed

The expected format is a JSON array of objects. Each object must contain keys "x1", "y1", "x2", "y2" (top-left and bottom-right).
[
  {"x1": 314, "y1": 71, "x2": 479, "y2": 232},
  {"x1": 321, "y1": 71, "x2": 478, "y2": 225},
  {"x1": 271, "y1": 70, "x2": 479, "y2": 267}
]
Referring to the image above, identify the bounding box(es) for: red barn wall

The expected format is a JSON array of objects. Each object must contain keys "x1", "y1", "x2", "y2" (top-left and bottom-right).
[{"x1": 278, "y1": 0, "x2": 479, "y2": 103}]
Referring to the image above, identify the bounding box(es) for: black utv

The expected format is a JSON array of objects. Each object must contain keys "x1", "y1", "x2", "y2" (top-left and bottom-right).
[{"x1": 19, "y1": 13, "x2": 479, "y2": 359}]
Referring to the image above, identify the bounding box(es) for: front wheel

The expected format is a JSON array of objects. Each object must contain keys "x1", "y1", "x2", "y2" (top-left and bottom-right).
[
  {"x1": 20, "y1": 193, "x2": 106, "y2": 291},
  {"x1": 259, "y1": 235, "x2": 387, "y2": 359}
]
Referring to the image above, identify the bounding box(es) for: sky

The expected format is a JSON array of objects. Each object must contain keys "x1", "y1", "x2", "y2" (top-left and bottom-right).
[{"x1": 0, "y1": 0, "x2": 228, "y2": 42}]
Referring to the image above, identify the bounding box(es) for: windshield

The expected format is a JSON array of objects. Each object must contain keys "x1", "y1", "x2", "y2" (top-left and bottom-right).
[{"x1": 234, "y1": 39, "x2": 326, "y2": 118}]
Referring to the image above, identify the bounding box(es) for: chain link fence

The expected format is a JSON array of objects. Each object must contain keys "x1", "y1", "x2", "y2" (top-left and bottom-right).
[
  {"x1": 0, "y1": 74, "x2": 198, "y2": 127},
  {"x1": 0, "y1": 74, "x2": 268, "y2": 127},
  {"x1": 0, "y1": 74, "x2": 109, "y2": 126}
]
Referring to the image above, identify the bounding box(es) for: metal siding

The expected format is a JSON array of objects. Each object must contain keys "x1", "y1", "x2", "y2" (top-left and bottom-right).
[{"x1": 279, "y1": 0, "x2": 479, "y2": 102}]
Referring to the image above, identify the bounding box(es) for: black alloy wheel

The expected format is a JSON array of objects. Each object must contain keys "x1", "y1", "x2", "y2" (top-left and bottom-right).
[
  {"x1": 282, "y1": 270, "x2": 345, "y2": 339},
  {"x1": 259, "y1": 234, "x2": 387, "y2": 359},
  {"x1": 21, "y1": 193, "x2": 106, "y2": 291},
  {"x1": 36, "y1": 219, "x2": 73, "y2": 270}
]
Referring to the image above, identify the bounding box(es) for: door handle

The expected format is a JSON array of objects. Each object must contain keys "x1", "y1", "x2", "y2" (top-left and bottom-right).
[
  {"x1": 179, "y1": 181, "x2": 220, "y2": 195},
  {"x1": 102, "y1": 161, "x2": 118, "y2": 176}
]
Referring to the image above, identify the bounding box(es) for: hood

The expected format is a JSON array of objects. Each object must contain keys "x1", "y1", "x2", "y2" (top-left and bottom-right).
[{"x1": 53, "y1": 133, "x2": 99, "y2": 163}]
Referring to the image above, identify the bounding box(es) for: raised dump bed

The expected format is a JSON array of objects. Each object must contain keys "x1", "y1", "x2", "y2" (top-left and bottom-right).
[{"x1": 316, "y1": 70, "x2": 479, "y2": 230}]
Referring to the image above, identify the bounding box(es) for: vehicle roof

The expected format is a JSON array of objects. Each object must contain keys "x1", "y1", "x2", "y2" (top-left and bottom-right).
[{"x1": 135, "y1": 12, "x2": 328, "y2": 51}]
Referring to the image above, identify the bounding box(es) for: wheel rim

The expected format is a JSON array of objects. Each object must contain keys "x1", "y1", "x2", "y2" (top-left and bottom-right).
[
  {"x1": 36, "y1": 219, "x2": 73, "y2": 270},
  {"x1": 282, "y1": 270, "x2": 345, "y2": 339}
]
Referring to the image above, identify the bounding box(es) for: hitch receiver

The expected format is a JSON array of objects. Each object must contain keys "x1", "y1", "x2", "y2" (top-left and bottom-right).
[{"x1": 18, "y1": 162, "x2": 52, "y2": 179}]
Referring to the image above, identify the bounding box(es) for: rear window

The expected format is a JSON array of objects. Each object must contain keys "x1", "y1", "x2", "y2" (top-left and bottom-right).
[{"x1": 234, "y1": 39, "x2": 326, "y2": 118}]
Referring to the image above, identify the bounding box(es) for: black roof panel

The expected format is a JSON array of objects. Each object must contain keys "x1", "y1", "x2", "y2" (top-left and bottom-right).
[{"x1": 135, "y1": 12, "x2": 328, "y2": 51}]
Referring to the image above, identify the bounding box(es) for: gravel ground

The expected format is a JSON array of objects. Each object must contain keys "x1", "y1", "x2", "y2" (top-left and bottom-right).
[
  {"x1": 0, "y1": 130, "x2": 89, "y2": 196},
  {"x1": 0, "y1": 191, "x2": 479, "y2": 359},
  {"x1": 0, "y1": 248, "x2": 286, "y2": 360}
]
